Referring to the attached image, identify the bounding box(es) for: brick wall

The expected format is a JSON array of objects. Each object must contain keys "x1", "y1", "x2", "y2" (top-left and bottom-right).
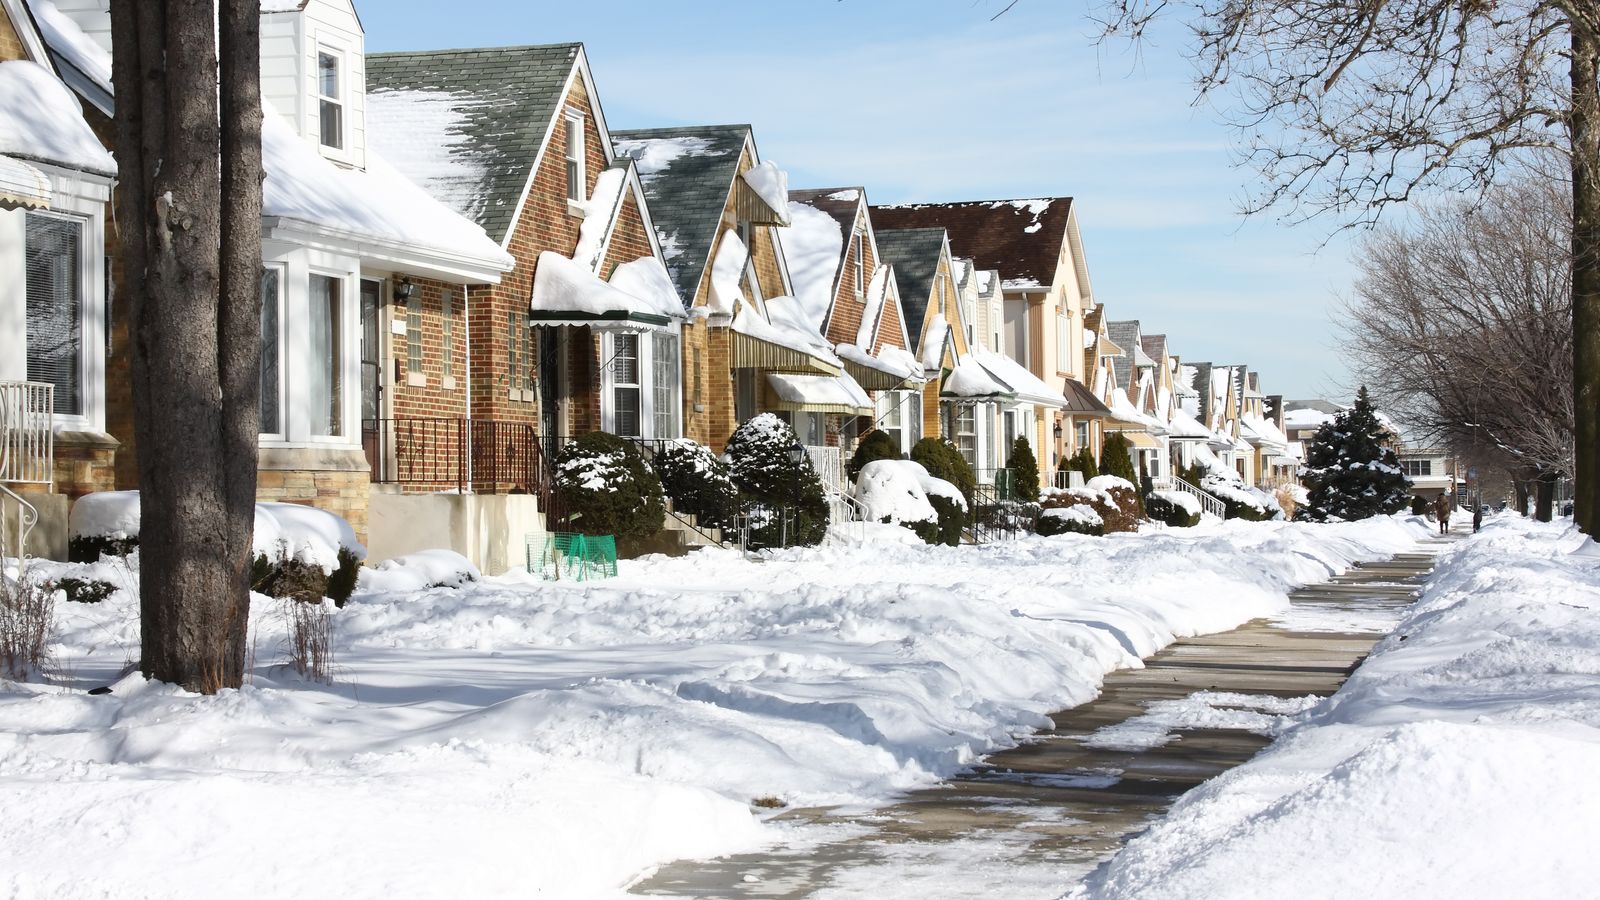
[
  {"x1": 0, "y1": 8, "x2": 25, "y2": 61},
  {"x1": 388, "y1": 276, "x2": 470, "y2": 422},
  {"x1": 257, "y1": 468, "x2": 371, "y2": 540}
]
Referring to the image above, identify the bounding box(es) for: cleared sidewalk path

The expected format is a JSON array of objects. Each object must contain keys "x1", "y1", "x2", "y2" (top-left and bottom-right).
[{"x1": 632, "y1": 531, "x2": 1458, "y2": 899}]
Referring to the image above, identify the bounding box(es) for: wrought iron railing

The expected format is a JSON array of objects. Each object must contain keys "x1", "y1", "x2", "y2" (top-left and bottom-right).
[
  {"x1": 621, "y1": 436, "x2": 730, "y2": 548},
  {"x1": 363, "y1": 417, "x2": 567, "y2": 528}
]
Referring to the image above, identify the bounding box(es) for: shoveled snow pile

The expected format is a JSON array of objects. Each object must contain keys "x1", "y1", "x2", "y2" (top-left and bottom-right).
[
  {"x1": 360, "y1": 549, "x2": 480, "y2": 593},
  {"x1": 1072, "y1": 515, "x2": 1600, "y2": 900},
  {"x1": 854, "y1": 459, "x2": 939, "y2": 526},
  {"x1": 0, "y1": 515, "x2": 1431, "y2": 897}
]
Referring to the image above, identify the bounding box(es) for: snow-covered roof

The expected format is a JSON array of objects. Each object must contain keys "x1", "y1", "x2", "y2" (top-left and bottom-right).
[
  {"x1": 740, "y1": 161, "x2": 790, "y2": 226},
  {"x1": 1166, "y1": 406, "x2": 1215, "y2": 440},
  {"x1": 0, "y1": 60, "x2": 114, "y2": 176},
  {"x1": 765, "y1": 372, "x2": 872, "y2": 415},
  {"x1": 971, "y1": 349, "x2": 1067, "y2": 409},
  {"x1": 782, "y1": 197, "x2": 846, "y2": 331},
  {"x1": 707, "y1": 229, "x2": 749, "y2": 317},
  {"x1": 921, "y1": 313, "x2": 951, "y2": 370},
  {"x1": 942, "y1": 353, "x2": 1012, "y2": 400},
  {"x1": 732, "y1": 295, "x2": 839, "y2": 368},
  {"x1": 528, "y1": 251, "x2": 677, "y2": 331},
  {"x1": 835, "y1": 342, "x2": 924, "y2": 385}
]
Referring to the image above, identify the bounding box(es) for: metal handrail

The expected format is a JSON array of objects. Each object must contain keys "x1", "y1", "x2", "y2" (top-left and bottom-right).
[
  {"x1": 1164, "y1": 475, "x2": 1227, "y2": 519},
  {"x1": 622, "y1": 436, "x2": 731, "y2": 549}
]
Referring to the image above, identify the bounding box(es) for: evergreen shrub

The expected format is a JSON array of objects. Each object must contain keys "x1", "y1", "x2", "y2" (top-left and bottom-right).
[
  {"x1": 555, "y1": 432, "x2": 665, "y2": 540},
  {"x1": 726, "y1": 414, "x2": 829, "y2": 549},
  {"x1": 654, "y1": 439, "x2": 739, "y2": 530}
]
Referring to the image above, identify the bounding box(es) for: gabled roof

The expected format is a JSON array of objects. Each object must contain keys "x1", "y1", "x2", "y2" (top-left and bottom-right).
[
  {"x1": 871, "y1": 197, "x2": 1078, "y2": 293},
  {"x1": 1141, "y1": 335, "x2": 1168, "y2": 367},
  {"x1": 785, "y1": 186, "x2": 863, "y2": 333},
  {"x1": 365, "y1": 43, "x2": 584, "y2": 244},
  {"x1": 1106, "y1": 320, "x2": 1143, "y2": 398},
  {"x1": 611, "y1": 124, "x2": 751, "y2": 304},
  {"x1": 788, "y1": 187, "x2": 861, "y2": 239},
  {"x1": 874, "y1": 227, "x2": 946, "y2": 332}
]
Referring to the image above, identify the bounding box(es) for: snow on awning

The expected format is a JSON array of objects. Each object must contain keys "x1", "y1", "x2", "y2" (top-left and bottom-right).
[
  {"x1": 1105, "y1": 428, "x2": 1161, "y2": 450},
  {"x1": 942, "y1": 354, "x2": 1014, "y2": 402},
  {"x1": 0, "y1": 61, "x2": 116, "y2": 178},
  {"x1": 971, "y1": 350, "x2": 1067, "y2": 409},
  {"x1": 0, "y1": 156, "x2": 50, "y2": 210},
  {"x1": 765, "y1": 371, "x2": 872, "y2": 416},
  {"x1": 1167, "y1": 406, "x2": 1214, "y2": 440},
  {"x1": 731, "y1": 295, "x2": 842, "y2": 376},
  {"x1": 529, "y1": 251, "x2": 673, "y2": 333},
  {"x1": 836, "y1": 343, "x2": 923, "y2": 391}
]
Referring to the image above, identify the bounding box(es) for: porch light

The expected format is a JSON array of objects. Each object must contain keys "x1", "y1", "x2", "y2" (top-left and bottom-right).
[
  {"x1": 787, "y1": 442, "x2": 808, "y2": 465},
  {"x1": 1053, "y1": 421, "x2": 1064, "y2": 439},
  {"x1": 393, "y1": 278, "x2": 417, "y2": 302}
]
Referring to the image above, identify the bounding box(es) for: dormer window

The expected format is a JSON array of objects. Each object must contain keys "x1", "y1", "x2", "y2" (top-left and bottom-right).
[
  {"x1": 318, "y1": 50, "x2": 343, "y2": 150},
  {"x1": 564, "y1": 111, "x2": 586, "y2": 202}
]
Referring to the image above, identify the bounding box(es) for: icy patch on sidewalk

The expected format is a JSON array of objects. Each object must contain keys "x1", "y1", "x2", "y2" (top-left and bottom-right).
[{"x1": 1081, "y1": 692, "x2": 1322, "y2": 751}]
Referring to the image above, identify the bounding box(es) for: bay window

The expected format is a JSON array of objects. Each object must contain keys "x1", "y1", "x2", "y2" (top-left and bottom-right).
[
  {"x1": 24, "y1": 212, "x2": 83, "y2": 416},
  {"x1": 309, "y1": 274, "x2": 343, "y2": 437}
]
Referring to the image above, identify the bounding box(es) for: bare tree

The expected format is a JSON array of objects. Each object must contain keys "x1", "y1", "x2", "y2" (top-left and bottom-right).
[
  {"x1": 1344, "y1": 176, "x2": 1573, "y2": 519},
  {"x1": 110, "y1": 0, "x2": 263, "y2": 692},
  {"x1": 1094, "y1": 0, "x2": 1599, "y2": 531}
]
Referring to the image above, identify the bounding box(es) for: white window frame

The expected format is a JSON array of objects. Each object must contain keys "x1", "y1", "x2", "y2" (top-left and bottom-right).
[
  {"x1": 564, "y1": 108, "x2": 587, "y2": 206},
  {"x1": 5, "y1": 182, "x2": 108, "y2": 434},
  {"x1": 258, "y1": 264, "x2": 287, "y2": 439},
  {"x1": 305, "y1": 270, "x2": 349, "y2": 441},
  {"x1": 315, "y1": 44, "x2": 346, "y2": 154},
  {"x1": 602, "y1": 332, "x2": 680, "y2": 439},
  {"x1": 853, "y1": 231, "x2": 865, "y2": 297},
  {"x1": 1056, "y1": 312, "x2": 1070, "y2": 373}
]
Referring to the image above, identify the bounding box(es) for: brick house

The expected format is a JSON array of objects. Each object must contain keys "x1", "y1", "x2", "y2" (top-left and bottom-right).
[
  {"x1": 783, "y1": 187, "x2": 924, "y2": 460},
  {"x1": 7, "y1": 0, "x2": 516, "y2": 553},
  {"x1": 610, "y1": 125, "x2": 839, "y2": 459},
  {"x1": 871, "y1": 198, "x2": 1096, "y2": 476}
]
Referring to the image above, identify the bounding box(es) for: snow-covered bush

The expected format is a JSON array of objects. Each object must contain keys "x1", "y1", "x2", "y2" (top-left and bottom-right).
[
  {"x1": 1036, "y1": 504, "x2": 1105, "y2": 537},
  {"x1": 1410, "y1": 495, "x2": 1429, "y2": 516},
  {"x1": 653, "y1": 439, "x2": 738, "y2": 530},
  {"x1": 253, "y1": 502, "x2": 367, "y2": 607},
  {"x1": 910, "y1": 437, "x2": 976, "y2": 511},
  {"x1": 1146, "y1": 490, "x2": 1202, "y2": 528},
  {"x1": 1039, "y1": 475, "x2": 1140, "y2": 534},
  {"x1": 855, "y1": 459, "x2": 967, "y2": 547},
  {"x1": 1300, "y1": 387, "x2": 1411, "y2": 522},
  {"x1": 847, "y1": 429, "x2": 902, "y2": 480},
  {"x1": 360, "y1": 550, "x2": 480, "y2": 594},
  {"x1": 56, "y1": 577, "x2": 116, "y2": 604},
  {"x1": 725, "y1": 414, "x2": 828, "y2": 549},
  {"x1": 67, "y1": 491, "x2": 141, "y2": 562},
  {"x1": 1201, "y1": 471, "x2": 1276, "y2": 521},
  {"x1": 554, "y1": 432, "x2": 665, "y2": 540}
]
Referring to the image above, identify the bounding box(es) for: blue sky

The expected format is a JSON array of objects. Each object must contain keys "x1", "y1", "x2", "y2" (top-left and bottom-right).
[{"x1": 365, "y1": 0, "x2": 1358, "y2": 401}]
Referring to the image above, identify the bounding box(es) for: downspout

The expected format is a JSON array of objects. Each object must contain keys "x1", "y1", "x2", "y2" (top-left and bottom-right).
[{"x1": 463, "y1": 280, "x2": 472, "y2": 491}]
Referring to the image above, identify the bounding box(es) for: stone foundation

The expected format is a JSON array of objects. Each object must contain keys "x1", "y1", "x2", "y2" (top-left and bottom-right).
[
  {"x1": 256, "y1": 447, "x2": 372, "y2": 541},
  {"x1": 51, "y1": 431, "x2": 119, "y2": 499}
]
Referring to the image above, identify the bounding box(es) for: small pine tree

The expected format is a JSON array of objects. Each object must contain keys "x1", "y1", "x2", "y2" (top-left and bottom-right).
[
  {"x1": 725, "y1": 414, "x2": 830, "y2": 548},
  {"x1": 1060, "y1": 446, "x2": 1099, "y2": 483},
  {"x1": 910, "y1": 437, "x2": 976, "y2": 509},
  {"x1": 1098, "y1": 433, "x2": 1139, "y2": 485},
  {"x1": 1007, "y1": 435, "x2": 1041, "y2": 502},
  {"x1": 1300, "y1": 387, "x2": 1412, "y2": 522}
]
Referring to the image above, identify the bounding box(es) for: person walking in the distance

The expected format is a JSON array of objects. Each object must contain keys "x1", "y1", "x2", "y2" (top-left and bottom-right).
[
  {"x1": 1473, "y1": 503, "x2": 1484, "y2": 533},
  {"x1": 1434, "y1": 493, "x2": 1452, "y2": 535}
]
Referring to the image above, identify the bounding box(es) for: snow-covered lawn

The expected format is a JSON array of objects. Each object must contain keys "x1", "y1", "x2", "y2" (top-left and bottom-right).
[
  {"x1": 1072, "y1": 515, "x2": 1600, "y2": 900},
  {"x1": 0, "y1": 516, "x2": 1429, "y2": 898}
]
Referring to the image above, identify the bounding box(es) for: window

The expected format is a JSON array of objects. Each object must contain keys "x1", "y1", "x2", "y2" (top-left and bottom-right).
[
  {"x1": 1402, "y1": 459, "x2": 1433, "y2": 478},
  {"x1": 564, "y1": 112, "x2": 585, "y2": 202},
  {"x1": 955, "y1": 405, "x2": 977, "y2": 468},
  {"x1": 652, "y1": 334, "x2": 679, "y2": 438},
  {"x1": 965, "y1": 299, "x2": 977, "y2": 347},
  {"x1": 406, "y1": 290, "x2": 423, "y2": 375},
  {"x1": 878, "y1": 392, "x2": 903, "y2": 449},
  {"x1": 507, "y1": 312, "x2": 522, "y2": 393},
  {"x1": 1056, "y1": 312, "x2": 1070, "y2": 372},
  {"x1": 308, "y1": 275, "x2": 343, "y2": 436},
  {"x1": 441, "y1": 289, "x2": 455, "y2": 381},
  {"x1": 853, "y1": 232, "x2": 865, "y2": 296},
  {"x1": 1075, "y1": 420, "x2": 1089, "y2": 452},
  {"x1": 611, "y1": 333, "x2": 641, "y2": 437},
  {"x1": 317, "y1": 50, "x2": 343, "y2": 150},
  {"x1": 692, "y1": 347, "x2": 703, "y2": 407},
  {"x1": 907, "y1": 391, "x2": 922, "y2": 445},
  {"x1": 259, "y1": 267, "x2": 282, "y2": 434},
  {"x1": 25, "y1": 213, "x2": 84, "y2": 417}
]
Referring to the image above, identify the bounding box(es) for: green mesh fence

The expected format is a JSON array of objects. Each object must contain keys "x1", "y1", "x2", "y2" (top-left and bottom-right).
[{"x1": 528, "y1": 532, "x2": 618, "y2": 581}]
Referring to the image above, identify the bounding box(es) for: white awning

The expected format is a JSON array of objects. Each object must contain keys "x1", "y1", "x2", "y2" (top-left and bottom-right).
[
  {"x1": 0, "y1": 156, "x2": 49, "y2": 211},
  {"x1": 942, "y1": 354, "x2": 1014, "y2": 401},
  {"x1": 970, "y1": 350, "x2": 1068, "y2": 409},
  {"x1": 766, "y1": 371, "x2": 873, "y2": 415},
  {"x1": 529, "y1": 251, "x2": 674, "y2": 333}
]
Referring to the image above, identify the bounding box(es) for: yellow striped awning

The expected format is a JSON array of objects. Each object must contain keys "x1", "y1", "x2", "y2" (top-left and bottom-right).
[{"x1": 732, "y1": 332, "x2": 841, "y2": 376}]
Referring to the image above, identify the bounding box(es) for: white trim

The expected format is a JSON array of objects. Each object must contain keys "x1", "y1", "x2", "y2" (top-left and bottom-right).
[
  {"x1": 312, "y1": 36, "x2": 354, "y2": 164},
  {"x1": 258, "y1": 262, "x2": 288, "y2": 440},
  {"x1": 261, "y1": 217, "x2": 507, "y2": 284}
]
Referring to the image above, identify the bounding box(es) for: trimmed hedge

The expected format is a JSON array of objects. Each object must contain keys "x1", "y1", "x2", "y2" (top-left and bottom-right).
[
  {"x1": 1037, "y1": 507, "x2": 1105, "y2": 537},
  {"x1": 1146, "y1": 492, "x2": 1202, "y2": 528},
  {"x1": 655, "y1": 439, "x2": 739, "y2": 530},
  {"x1": 555, "y1": 432, "x2": 666, "y2": 540},
  {"x1": 848, "y1": 430, "x2": 903, "y2": 480}
]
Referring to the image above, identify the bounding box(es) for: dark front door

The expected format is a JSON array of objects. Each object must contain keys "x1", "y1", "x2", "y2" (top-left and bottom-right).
[{"x1": 359, "y1": 279, "x2": 383, "y2": 479}]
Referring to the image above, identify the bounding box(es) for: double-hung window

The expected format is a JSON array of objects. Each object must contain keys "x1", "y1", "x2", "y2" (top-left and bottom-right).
[
  {"x1": 259, "y1": 267, "x2": 283, "y2": 434},
  {"x1": 955, "y1": 405, "x2": 977, "y2": 468},
  {"x1": 308, "y1": 275, "x2": 344, "y2": 437},
  {"x1": 878, "y1": 392, "x2": 903, "y2": 450},
  {"x1": 1056, "y1": 312, "x2": 1070, "y2": 372},
  {"x1": 611, "y1": 333, "x2": 642, "y2": 437},
  {"x1": 24, "y1": 212, "x2": 84, "y2": 417},
  {"x1": 318, "y1": 50, "x2": 343, "y2": 150},
  {"x1": 651, "y1": 334, "x2": 679, "y2": 438},
  {"x1": 564, "y1": 112, "x2": 586, "y2": 203},
  {"x1": 853, "y1": 232, "x2": 865, "y2": 296}
]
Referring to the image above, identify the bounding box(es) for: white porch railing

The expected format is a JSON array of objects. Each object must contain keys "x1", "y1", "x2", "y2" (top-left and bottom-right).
[
  {"x1": 1161, "y1": 475, "x2": 1227, "y2": 519},
  {"x1": 806, "y1": 445, "x2": 846, "y2": 493},
  {"x1": 0, "y1": 381, "x2": 53, "y2": 561}
]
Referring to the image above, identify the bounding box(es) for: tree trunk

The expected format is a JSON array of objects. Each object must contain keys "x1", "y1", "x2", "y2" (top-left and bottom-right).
[
  {"x1": 1570, "y1": 23, "x2": 1600, "y2": 533},
  {"x1": 1513, "y1": 478, "x2": 1531, "y2": 516},
  {"x1": 1536, "y1": 469, "x2": 1558, "y2": 523},
  {"x1": 110, "y1": 0, "x2": 263, "y2": 693}
]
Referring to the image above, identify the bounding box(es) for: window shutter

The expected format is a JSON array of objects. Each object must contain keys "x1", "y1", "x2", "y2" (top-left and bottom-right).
[{"x1": 24, "y1": 213, "x2": 83, "y2": 417}]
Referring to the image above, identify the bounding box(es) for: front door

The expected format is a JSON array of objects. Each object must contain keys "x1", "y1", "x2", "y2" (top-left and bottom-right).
[{"x1": 359, "y1": 279, "x2": 383, "y2": 478}]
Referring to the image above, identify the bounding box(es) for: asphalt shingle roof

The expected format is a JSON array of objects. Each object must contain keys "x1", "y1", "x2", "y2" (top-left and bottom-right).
[
  {"x1": 365, "y1": 44, "x2": 581, "y2": 245},
  {"x1": 611, "y1": 125, "x2": 749, "y2": 305},
  {"x1": 1107, "y1": 320, "x2": 1142, "y2": 399},
  {"x1": 870, "y1": 198, "x2": 1072, "y2": 290},
  {"x1": 873, "y1": 227, "x2": 947, "y2": 335}
]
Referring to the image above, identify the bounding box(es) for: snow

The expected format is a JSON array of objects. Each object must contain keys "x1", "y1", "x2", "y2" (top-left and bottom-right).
[
  {"x1": 69, "y1": 492, "x2": 363, "y2": 572},
  {"x1": 826, "y1": 189, "x2": 860, "y2": 202},
  {"x1": 0, "y1": 60, "x2": 116, "y2": 176},
  {"x1": 706, "y1": 229, "x2": 748, "y2": 316},
  {"x1": 733, "y1": 295, "x2": 840, "y2": 367},
  {"x1": 360, "y1": 549, "x2": 480, "y2": 593},
  {"x1": 1041, "y1": 505, "x2": 1103, "y2": 528},
  {"x1": 766, "y1": 372, "x2": 872, "y2": 412},
  {"x1": 921, "y1": 314, "x2": 951, "y2": 370},
  {"x1": 782, "y1": 199, "x2": 846, "y2": 329},
  {"x1": 25, "y1": 1, "x2": 111, "y2": 94},
  {"x1": 740, "y1": 161, "x2": 791, "y2": 225},
  {"x1": 608, "y1": 256, "x2": 686, "y2": 318},
  {"x1": 835, "y1": 342, "x2": 922, "y2": 383},
  {"x1": 364, "y1": 88, "x2": 491, "y2": 224},
  {"x1": 0, "y1": 515, "x2": 1433, "y2": 897},
  {"x1": 614, "y1": 136, "x2": 719, "y2": 178},
  {"x1": 572, "y1": 167, "x2": 629, "y2": 270},
  {"x1": 1073, "y1": 516, "x2": 1600, "y2": 900},
  {"x1": 972, "y1": 349, "x2": 1068, "y2": 408},
  {"x1": 856, "y1": 263, "x2": 891, "y2": 349},
  {"x1": 943, "y1": 353, "x2": 1012, "y2": 400},
  {"x1": 854, "y1": 460, "x2": 939, "y2": 527},
  {"x1": 1153, "y1": 489, "x2": 1202, "y2": 516},
  {"x1": 531, "y1": 250, "x2": 670, "y2": 321}
]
